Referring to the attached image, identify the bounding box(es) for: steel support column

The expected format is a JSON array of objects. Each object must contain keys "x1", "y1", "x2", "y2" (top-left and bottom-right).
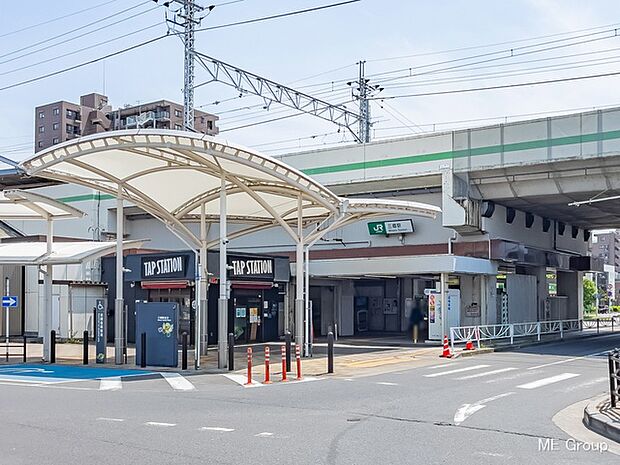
[
  {"x1": 114, "y1": 189, "x2": 124, "y2": 364},
  {"x1": 43, "y1": 218, "x2": 53, "y2": 361},
  {"x1": 218, "y1": 176, "x2": 228, "y2": 369},
  {"x1": 199, "y1": 202, "x2": 208, "y2": 357},
  {"x1": 295, "y1": 196, "x2": 304, "y2": 353}
]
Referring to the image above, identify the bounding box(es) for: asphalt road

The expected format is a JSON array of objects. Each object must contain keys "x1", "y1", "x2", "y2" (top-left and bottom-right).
[{"x1": 1, "y1": 334, "x2": 619, "y2": 464}]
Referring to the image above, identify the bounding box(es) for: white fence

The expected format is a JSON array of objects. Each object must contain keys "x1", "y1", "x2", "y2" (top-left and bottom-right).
[{"x1": 450, "y1": 316, "x2": 619, "y2": 351}]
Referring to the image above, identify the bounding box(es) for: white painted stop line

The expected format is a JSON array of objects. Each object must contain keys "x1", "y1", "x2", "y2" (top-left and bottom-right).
[
  {"x1": 517, "y1": 373, "x2": 580, "y2": 390},
  {"x1": 161, "y1": 372, "x2": 195, "y2": 391},
  {"x1": 424, "y1": 365, "x2": 490, "y2": 378}
]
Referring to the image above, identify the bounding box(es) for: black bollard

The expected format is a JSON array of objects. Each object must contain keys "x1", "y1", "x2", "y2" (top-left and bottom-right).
[
  {"x1": 22, "y1": 335, "x2": 27, "y2": 363},
  {"x1": 228, "y1": 333, "x2": 235, "y2": 371},
  {"x1": 285, "y1": 330, "x2": 292, "y2": 372},
  {"x1": 50, "y1": 330, "x2": 56, "y2": 363},
  {"x1": 327, "y1": 331, "x2": 334, "y2": 374},
  {"x1": 181, "y1": 332, "x2": 188, "y2": 370},
  {"x1": 83, "y1": 330, "x2": 89, "y2": 365},
  {"x1": 140, "y1": 332, "x2": 146, "y2": 368}
]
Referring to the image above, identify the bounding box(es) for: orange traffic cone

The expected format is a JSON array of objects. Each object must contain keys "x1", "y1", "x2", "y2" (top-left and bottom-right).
[
  {"x1": 465, "y1": 340, "x2": 475, "y2": 351},
  {"x1": 440, "y1": 335, "x2": 452, "y2": 358}
]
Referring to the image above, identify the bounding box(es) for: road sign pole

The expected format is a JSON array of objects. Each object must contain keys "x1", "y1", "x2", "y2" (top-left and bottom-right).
[{"x1": 5, "y1": 277, "x2": 9, "y2": 362}]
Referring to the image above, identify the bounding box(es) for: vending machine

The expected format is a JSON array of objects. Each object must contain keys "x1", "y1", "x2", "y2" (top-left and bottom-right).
[{"x1": 428, "y1": 289, "x2": 461, "y2": 341}]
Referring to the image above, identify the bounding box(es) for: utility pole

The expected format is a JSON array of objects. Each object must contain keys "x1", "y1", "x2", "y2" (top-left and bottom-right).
[
  {"x1": 165, "y1": 0, "x2": 212, "y2": 130},
  {"x1": 348, "y1": 60, "x2": 383, "y2": 143},
  {"x1": 358, "y1": 60, "x2": 370, "y2": 143}
]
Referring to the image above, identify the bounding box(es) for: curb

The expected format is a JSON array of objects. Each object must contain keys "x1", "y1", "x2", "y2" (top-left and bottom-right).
[
  {"x1": 457, "y1": 348, "x2": 494, "y2": 357},
  {"x1": 583, "y1": 395, "x2": 620, "y2": 443}
]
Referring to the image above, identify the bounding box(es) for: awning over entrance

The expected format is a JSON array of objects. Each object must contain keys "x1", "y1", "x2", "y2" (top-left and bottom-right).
[
  {"x1": 0, "y1": 240, "x2": 146, "y2": 265},
  {"x1": 301, "y1": 254, "x2": 498, "y2": 278},
  {"x1": 0, "y1": 189, "x2": 83, "y2": 220}
]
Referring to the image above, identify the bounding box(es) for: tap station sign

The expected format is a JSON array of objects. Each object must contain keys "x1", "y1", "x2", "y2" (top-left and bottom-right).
[
  {"x1": 141, "y1": 255, "x2": 187, "y2": 279},
  {"x1": 229, "y1": 257, "x2": 274, "y2": 280}
]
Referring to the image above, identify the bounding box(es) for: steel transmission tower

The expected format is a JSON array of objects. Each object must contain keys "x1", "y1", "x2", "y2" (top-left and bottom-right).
[
  {"x1": 358, "y1": 61, "x2": 370, "y2": 143},
  {"x1": 348, "y1": 60, "x2": 383, "y2": 143},
  {"x1": 166, "y1": 0, "x2": 212, "y2": 130}
]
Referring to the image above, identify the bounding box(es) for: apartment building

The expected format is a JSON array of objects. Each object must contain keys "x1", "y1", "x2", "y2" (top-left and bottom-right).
[
  {"x1": 591, "y1": 231, "x2": 620, "y2": 268},
  {"x1": 34, "y1": 93, "x2": 219, "y2": 152}
]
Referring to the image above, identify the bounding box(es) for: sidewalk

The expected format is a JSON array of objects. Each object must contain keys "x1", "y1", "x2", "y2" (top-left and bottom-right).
[
  {"x1": 583, "y1": 395, "x2": 620, "y2": 443},
  {"x1": 0, "y1": 338, "x2": 445, "y2": 378}
]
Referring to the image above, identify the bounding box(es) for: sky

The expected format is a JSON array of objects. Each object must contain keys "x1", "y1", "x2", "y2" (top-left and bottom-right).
[{"x1": 1, "y1": 0, "x2": 620, "y2": 160}]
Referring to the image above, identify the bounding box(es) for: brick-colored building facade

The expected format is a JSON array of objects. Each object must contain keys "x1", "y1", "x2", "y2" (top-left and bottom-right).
[{"x1": 35, "y1": 93, "x2": 219, "y2": 152}]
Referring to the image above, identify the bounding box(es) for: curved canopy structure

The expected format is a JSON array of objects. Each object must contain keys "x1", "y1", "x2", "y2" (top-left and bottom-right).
[
  {"x1": 18, "y1": 129, "x2": 441, "y2": 367},
  {"x1": 0, "y1": 189, "x2": 83, "y2": 220},
  {"x1": 19, "y1": 130, "x2": 440, "y2": 247}
]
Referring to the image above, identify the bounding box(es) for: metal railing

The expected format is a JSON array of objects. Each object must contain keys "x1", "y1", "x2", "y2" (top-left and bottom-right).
[
  {"x1": 450, "y1": 316, "x2": 619, "y2": 351},
  {"x1": 609, "y1": 348, "x2": 620, "y2": 408}
]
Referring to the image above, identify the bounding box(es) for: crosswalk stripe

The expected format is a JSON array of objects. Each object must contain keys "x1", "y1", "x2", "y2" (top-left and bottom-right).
[
  {"x1": 161, "y1": 372, "x2": 195, "y2": 391},
  {"x1": 517, "y1": 373, "x2": 580, "y2": 389},
  {"x1": 424, "y1": 364, "x2": 490, "y2": 378},
  {"x1": 455, "y1": 368, "x2": 517, "y2": 380},
  {"x1": 99, "y1": 377, "x2": 122, "y2": 391}
]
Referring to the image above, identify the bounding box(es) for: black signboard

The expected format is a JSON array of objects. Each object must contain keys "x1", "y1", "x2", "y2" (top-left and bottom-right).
[
  {"x1": 141, "y1": 254, "x2": 188, "y2": 280},
  {"x1": 95, "y1": 299, "x2": 106, "y2": 364},
  {"x1": 228, "y1": 256, "x2": 274, "y2": 280}
]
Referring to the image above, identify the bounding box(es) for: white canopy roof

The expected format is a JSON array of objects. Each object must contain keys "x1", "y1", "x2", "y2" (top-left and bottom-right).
[
  {"x1": 0, "y1": 189, "x2": 83, "y2": 220},
  {"x1": 19, "y1": 130, "x2": 440, "y2": 247},
  {"x1": 0, "y1": 240, "x2": 145, "y2": 265}
]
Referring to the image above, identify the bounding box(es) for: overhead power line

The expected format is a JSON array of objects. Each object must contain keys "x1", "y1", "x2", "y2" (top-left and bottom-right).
[
  {"x1": 375, "y1": 69, "x2": 620, "y2": 100},
  {"x1": 0, "y1": 23, "x2": 164, "y2": 77},
  {"x1": 0, "y1": 1, "x2": 154, "y2": 62},
  {"x1": 365, "y1": 21, "x2": 620, "y2": 63},
  {"x1": 0, "y1": 35, "x2": 170, "y2": 92},
  {"x1": 192, "y1": 0, "x2": 360, "y2": 32},
  {"x1": 0, "y1": 0, "x2": 121, "y2": 39}
]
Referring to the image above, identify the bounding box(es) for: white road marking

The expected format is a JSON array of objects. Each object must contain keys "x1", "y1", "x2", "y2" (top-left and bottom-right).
[
  {"x1": 161, "y1": 372, "x2": 195, "y2": 391},
  {"x1": 96, "y1": 417, "x2": 125, "y2": 422},
  {"x1": 453, "y1": 392, "x2": 515, "y2": 425},
  {"x1": 200, "y1": 427, "x2": 234, "y2": 432},
  {"x1": 222, "y1": 373, "x2": 263, "y2": 388},
  {"x1": 145, "y1": 422, "x2": 176, "y2": 427},
  {"x1": 255, "y1": 432, "x2": 274, "y2": 437},
  {"x1": 527, "y1": 351, "x2": 608, "y2": 370},
  {"x1": 426, "y1": 363, "x2": 456, "y2": 369},
  {"x1": 455, "y1": 368, "x2": 517, "y2": 380},
  {"x1": 376, "y1": 382, "x2": 398, "y2": 386},
  {"x1": 99, "y1": 377, "x2": 122, "y2": 391},
  {"x1": 557, "y1": 376, "x2": 607, "y2": 393},
  {"x1": 343, "y1": 378, "x2": 354, "y2": 382},
  {"x1": 484, "y1": 369, "x2": 543, "y2": 384},
  {"x1": 424, "y1": 364, "x2": 490, "y2": 378},
  {"x1": 517, "y1": 373, "x2": 580, "y2": 389}
]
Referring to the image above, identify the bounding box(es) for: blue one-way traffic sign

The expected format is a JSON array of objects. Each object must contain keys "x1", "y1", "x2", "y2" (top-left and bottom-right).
[{"x1": 2, "y1": 296, "x2": 18, "y2": 307}]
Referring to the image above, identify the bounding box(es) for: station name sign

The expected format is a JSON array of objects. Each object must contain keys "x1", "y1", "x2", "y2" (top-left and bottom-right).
[
  {"x1": 367, "y1": 219, "x2": 414, "y2": 236},
  {"x1": 229, "y1": 257, "x2": 274, "y2": 279},
  {"x1": 142, "y1": 255, "x2": 187, "y2": 279}
]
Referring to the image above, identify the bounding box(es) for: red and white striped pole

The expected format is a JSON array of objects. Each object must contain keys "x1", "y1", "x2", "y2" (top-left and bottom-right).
[
  {"x1": 264, "y1": 346, "x2": 272, "y2": 384},
  {"x1": 244, "y1": 347, "x2": 253, "y2": 385},
  {"x1": 281, "y1": 345, "x2": 288, "y2": 382},
  {"x1": 295, "y1": 343, "x2": 302, "y2": 380}
]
